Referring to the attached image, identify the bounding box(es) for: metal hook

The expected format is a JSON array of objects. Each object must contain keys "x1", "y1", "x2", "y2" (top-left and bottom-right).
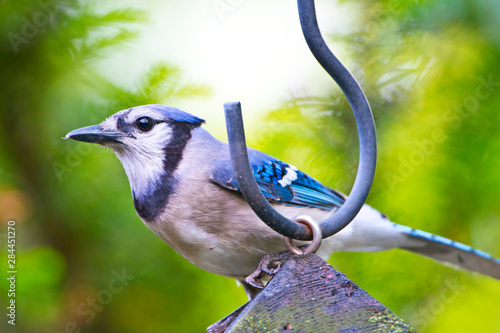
[{"x1": 224, "y1": 0, "x2": 377, "y2": 241}]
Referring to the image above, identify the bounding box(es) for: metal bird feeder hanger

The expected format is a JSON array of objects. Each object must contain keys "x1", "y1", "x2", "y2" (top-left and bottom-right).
[{"x1": 224, "y1": 0, "x2": 377, "y2": 241}]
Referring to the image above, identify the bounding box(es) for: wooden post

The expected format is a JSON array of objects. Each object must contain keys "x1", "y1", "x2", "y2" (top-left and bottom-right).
[{"x1": 208, "y1": 253, "x2": 415, "y2": 332}]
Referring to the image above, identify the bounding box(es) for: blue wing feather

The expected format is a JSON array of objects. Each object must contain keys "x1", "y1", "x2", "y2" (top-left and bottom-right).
[{"x1": 210, "y1": 149, "x2": 345, "y2": 211}]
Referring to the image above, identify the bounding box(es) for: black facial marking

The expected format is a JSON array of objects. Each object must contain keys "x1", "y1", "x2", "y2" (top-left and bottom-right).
[
  {"x1": 133, "y1": 122, "x2": 199, "y2": 222},
  {"x1": 117, "y1": 117, "x2": 133, "y2": 133},
  {"x1": 163, "y1": 123, "x2": 195, "y2": 173},
  {"x1": 133, "y1": 173, "x2": 178, "y2": 222}
]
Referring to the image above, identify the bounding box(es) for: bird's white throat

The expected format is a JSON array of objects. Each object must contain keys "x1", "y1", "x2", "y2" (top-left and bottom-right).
[{"x1": 110, "y1": 126, "x2": 173, "y2": 198}]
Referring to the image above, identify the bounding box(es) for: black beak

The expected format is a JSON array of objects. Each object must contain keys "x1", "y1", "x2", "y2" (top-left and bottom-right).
[{"x1": 65, "y1": 125, "x2": 123, "y2": 144}]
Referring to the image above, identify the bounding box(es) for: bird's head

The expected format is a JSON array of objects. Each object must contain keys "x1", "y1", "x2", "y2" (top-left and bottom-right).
[{"x1": 66, "y1": 104, "x2": 205, "y2": 199}]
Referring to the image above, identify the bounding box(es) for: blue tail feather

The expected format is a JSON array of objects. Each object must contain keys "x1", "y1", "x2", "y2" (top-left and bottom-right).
[{"x1": 394, "y1": 224, "x2": 500, "y2": 279}]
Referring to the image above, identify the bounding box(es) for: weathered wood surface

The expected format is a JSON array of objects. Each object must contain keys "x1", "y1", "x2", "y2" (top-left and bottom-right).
[{"x1": 208, "y1": 253, "x2": 415, "y2": 333}]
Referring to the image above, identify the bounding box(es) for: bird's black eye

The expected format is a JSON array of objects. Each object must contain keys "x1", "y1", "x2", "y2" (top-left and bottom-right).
[{"x1": 135, "y1": 117, "x2": 154, "y2": 132}]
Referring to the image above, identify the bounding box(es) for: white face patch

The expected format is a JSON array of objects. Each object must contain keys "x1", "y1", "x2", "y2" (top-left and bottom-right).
[
  {"x1": 100, "y1": 108, "x2": 174, "y2": 197},
  {"x1": 278, "y1": 165, "x2": 298, "y2": 187}
]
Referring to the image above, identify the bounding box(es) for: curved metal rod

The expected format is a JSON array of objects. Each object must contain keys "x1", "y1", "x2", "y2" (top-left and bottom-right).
[
  {"x1": 225, "y1": 102, "x2": 313, "y2": 239},
  {"x1": 224, "y1": 0, "x2": 377, "y2": 240},
  {"x1": 297, "y1": 0, "x2": 377, "y2": 237}
]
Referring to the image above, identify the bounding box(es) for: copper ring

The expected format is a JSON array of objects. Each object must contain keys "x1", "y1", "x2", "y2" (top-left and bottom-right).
[{"x1": 284, "y1": 215, "x2": 322, "y2": 255}]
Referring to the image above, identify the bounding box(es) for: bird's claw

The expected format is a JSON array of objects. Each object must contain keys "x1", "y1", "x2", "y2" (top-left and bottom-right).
[
  {"x1": 244, "y1": 252, "x2": 294, "y2": 290},
  {"x1": 244, "y1": 270, "x2": 266, "y2": 290}
]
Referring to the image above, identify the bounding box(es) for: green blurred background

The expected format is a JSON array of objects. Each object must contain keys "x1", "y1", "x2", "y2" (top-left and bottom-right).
[{"x1": 1, "y1": 0, "x2": 500, "y2": 332}]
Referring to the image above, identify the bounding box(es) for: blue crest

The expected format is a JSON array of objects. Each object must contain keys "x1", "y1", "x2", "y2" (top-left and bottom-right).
[{"x1": 145, "y1": 104, "x2": 205, "y2": 126}]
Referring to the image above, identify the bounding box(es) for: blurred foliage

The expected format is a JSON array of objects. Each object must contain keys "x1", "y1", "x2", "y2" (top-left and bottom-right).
[
  {"x1": 0, "y1": 0, "x2": 499, "y2": 332},
  {"x1": 250, "y1": 0, "x2": 500, "y2": 332}
]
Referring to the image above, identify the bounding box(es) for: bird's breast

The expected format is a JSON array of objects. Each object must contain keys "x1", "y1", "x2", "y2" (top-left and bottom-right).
[{"x1": 139, "y1": 185, "x2": 289, "y2": 278}]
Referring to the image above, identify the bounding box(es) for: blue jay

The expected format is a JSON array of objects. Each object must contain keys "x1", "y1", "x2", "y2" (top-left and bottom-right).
[{"x1": 66, "y1": 104, "x2": 500, "y2": 296}]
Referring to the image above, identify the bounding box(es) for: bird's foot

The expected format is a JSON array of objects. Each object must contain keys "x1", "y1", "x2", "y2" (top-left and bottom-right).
[{"x1": 244, "y1": 252, "x2": 294, "y2": 290}]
